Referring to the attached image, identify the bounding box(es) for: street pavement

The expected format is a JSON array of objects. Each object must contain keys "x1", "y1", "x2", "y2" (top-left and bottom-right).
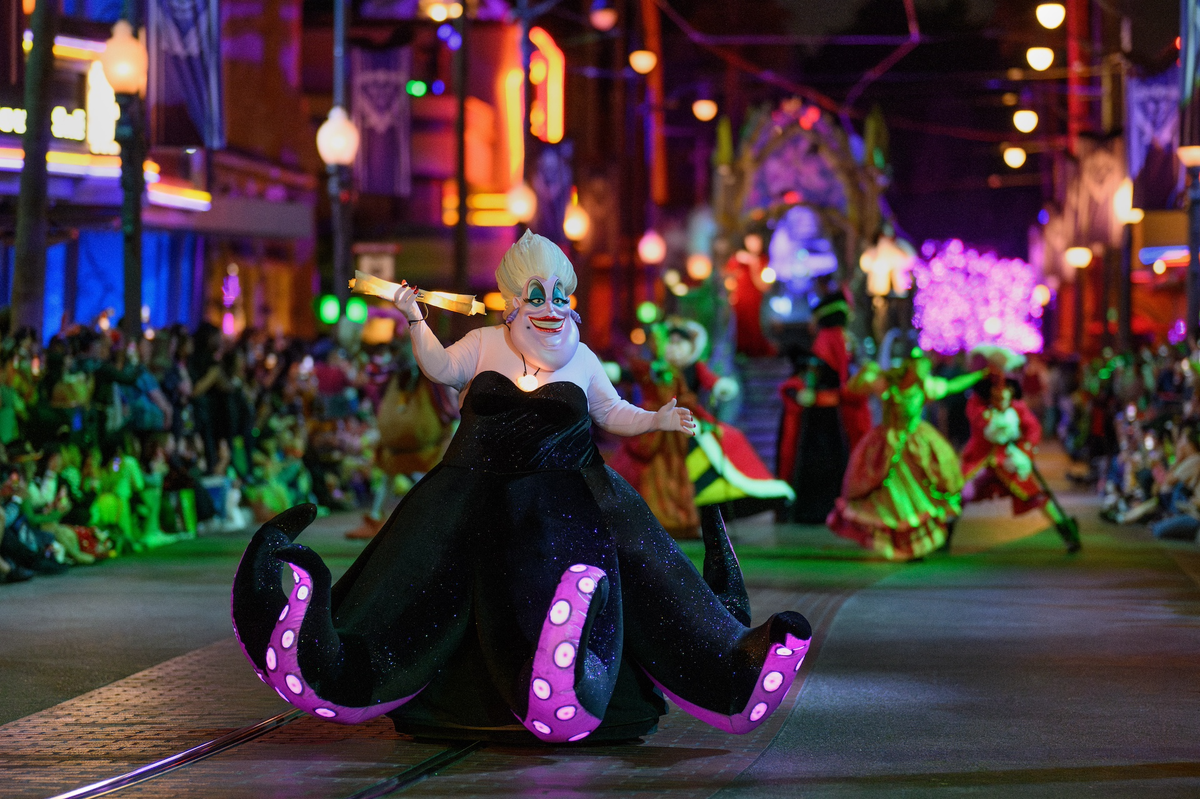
[{"x1": 3, "y1": 449, "x2": 1200, "y2": 797}]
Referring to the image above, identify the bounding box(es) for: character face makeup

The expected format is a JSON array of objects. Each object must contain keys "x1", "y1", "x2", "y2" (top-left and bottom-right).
[{"x1": 510, "y1": 276, "x2": 579, "y2": 372}]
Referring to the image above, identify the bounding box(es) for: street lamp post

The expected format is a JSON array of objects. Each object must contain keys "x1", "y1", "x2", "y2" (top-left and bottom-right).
[
  {"x1": 1064, "y1": 246, "x2": 1093, "y2": 352},
  {"x1": 317, "y1": 0, "x2": 359, "y2": 305},
  {"x1": 1179, "y1": 146, "x2": 1200, "y2": 343},
  {"x1": 100, "y1": 18, "x2": 148, "y2": 342}
]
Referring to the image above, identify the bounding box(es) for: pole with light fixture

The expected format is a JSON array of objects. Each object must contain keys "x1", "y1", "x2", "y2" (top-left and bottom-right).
[
  {"x1": 1064, "y1": 246, "x2": 1092, "y2": 351},
  {"x1": 100, "y1": 12, "x2": 148, "y2": 342},
  {"x1": 1113, "y1": 177, "x2": 1144, "y2": 352},
  {"x1": 316, "y1": 0, "x2": 359, "y2": 306},
  {"x1": 1180, "y1": 146, "x2": 1200, "y2": 342}
]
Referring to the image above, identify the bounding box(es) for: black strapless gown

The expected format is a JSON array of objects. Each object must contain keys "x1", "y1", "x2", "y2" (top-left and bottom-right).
[{"x1": 232, "y1": 371, "x2": 811, "y2": 744}]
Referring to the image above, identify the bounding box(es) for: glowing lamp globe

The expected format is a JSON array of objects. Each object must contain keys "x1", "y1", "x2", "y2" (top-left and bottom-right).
[
  {"x1": 760, "y1": 267, "x2": 777, "y2": 284},
  {"x1": 629, "y1": 50, "x2": 658, "y2": 75},
  {"x1": 1013, "y1": 109, "x2": 1038, "y2": 133},
  {"x1": 1036, "y1": 3, "x2": 1066, "y2": 29},
  {"x1": 1064, "y1": 246, "x2": 1093, "y2": 269},
  {"x1": 686, "y1": 253, "x2": 712, "y2": 280},
  {"x1": 1003, "y1": 147, "x2": 1027, "y2": 169},
  {"x1": 317, "y1": 107, "x2": 360, "y2": 167},
  {"x1": 426, "y1": 2, "x2": 449, "y2": 22},
  {"x1": 1178, "y1": 146, "x2": 1200, "y2": 168},
  {"x1": 1113, "y1": 177, "x2": 1144, "y2": 224},
  {"x1": 1025, "y1": 47, "x2": 1054, "y2": 71},
  {"x1": 637, "y1": 230, "x2": 667, "y2": 264},
  {"x1": 1154, "y1": 259, "x2": 1167, "y2": 275},
  {"x1": 505, "y1": 182, "x2": 537, "y2": 222},
  {"x1": 590, "y1": 1, "x2": 617, "y2": 31},
  {"x1": 563, "y1": 203, "x2": 591, "y2": 242},
  {"x1": 692, "y1": 99, "x2": 718, "y2": 122},
  {"x1": 1031, "y1": 284, "x2": 1051, "y2": 306},
  {"x1": 100, "y1": 21, "x2": 148, "y2": 96}
]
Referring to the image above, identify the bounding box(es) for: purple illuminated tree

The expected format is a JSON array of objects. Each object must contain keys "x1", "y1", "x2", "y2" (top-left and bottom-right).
[{"x1": 912, "y1": 239, "x2": 1044, "y2": 354}]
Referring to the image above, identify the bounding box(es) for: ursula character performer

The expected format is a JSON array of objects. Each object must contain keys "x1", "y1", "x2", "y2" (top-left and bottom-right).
[
  {"x1": 961, "y1": 361, "x2": 1081, "y2": 553},
  {"x1": 826, "y1": 335, "x2": 990, "y2": 560},
  {"x1": 607, "y1": 319, "x2": 795, "y2": 537},
  {"x1": 231, "y1": 232, "x2": 812, "y2": 744}
]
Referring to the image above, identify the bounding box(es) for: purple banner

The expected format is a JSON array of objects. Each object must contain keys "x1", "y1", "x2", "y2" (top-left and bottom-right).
[
  {"x1": 148, "y1": 0, "x2": 224, "y2": 149},
  {"x1": 350, "y1": 46, "x2": 412, "y2": 197},
  {"x1": 1128, "y1": 66, "x2": 1183, "y2": 210}
]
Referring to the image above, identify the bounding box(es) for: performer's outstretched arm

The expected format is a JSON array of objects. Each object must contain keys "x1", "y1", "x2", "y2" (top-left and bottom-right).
[
  {"x1": 394, "y1": 284, "x2": 480, "y2": 390},
  {"x1": 926, "y1": 369, "x2": 987, "y2": 401},
  {"x1": 583, "y1": 347, "x2": 695, "y2": 437}
]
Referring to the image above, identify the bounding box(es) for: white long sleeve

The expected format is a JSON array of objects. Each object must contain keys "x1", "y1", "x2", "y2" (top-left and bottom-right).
[
  {"x1": 582, "y1": 348, "x2": 659, "y2": 436},
  {"x1": 410, "y1": 322, "x2": 481, "y2": 391}
]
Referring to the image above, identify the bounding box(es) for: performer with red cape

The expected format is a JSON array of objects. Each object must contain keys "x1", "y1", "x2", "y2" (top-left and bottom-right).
[{"x1": 960, "y1": 364, "x2": 1081, "y2": 553}]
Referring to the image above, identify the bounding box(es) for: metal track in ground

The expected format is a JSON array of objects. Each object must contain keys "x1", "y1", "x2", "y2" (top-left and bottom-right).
[
  {"x1": 342, "y1": 741, "x2": 485, "y2": 798},
  {"x1": 44, "y1": 709, "x2": 305, "y2": 799}
]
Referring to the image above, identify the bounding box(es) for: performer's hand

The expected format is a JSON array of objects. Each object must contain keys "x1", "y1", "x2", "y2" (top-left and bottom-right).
[
  {"x1": 656, "y1": 398, "x2": 696, "y2": 436},
  {"x1": 392, "y1": 281, "x2": 422, "y2": 322}
]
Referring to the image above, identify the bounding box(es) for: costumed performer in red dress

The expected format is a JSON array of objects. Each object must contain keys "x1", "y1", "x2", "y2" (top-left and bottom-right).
[{"x1": 827, "y1": 335, "x2": 997, "y2": 560}]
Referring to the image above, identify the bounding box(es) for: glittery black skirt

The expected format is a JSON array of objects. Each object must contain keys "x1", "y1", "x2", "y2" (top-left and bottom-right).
[{"x1": 236, "y1": 371, "x2": 806, "y2": 744}]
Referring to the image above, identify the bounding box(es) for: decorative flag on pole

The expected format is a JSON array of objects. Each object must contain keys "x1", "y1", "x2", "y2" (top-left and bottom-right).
[
  {"x1": 350, "y1": 46, "x2": 412, "y2": 197},
  {"x1": 1127, "y1": 66, "x2": 1182, "y2": 209},
  {"x1": 147, "y1": 0, "x2": 224, "y2": 149}
]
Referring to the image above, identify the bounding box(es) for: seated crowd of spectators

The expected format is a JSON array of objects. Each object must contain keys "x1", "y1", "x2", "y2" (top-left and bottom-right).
[
  {"x1": 0, "y1": 320, "x2": 404, "y2": 584},
  {"x1": 1042, "y1": 345, "x2": 1200, "y2": 541}
]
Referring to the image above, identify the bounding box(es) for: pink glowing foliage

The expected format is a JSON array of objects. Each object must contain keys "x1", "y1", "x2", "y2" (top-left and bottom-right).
[{"x1": 912, "y1": 239, "x2": 1043, "y2": 355}]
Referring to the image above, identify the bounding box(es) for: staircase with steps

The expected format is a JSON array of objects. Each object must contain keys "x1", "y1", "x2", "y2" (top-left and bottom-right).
[{"x1": 731, "y1": 357, "x2": 792, "y2": 476}]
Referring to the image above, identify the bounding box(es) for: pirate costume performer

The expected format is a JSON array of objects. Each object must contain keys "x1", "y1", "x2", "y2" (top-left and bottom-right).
[
  {"x1": 777, "y1": 295, "x2": 873, "y2": 523},
  {"x1": 231, "y1": 233, "x2": 811, "y2": 744},
  {"x1": 608, "y1": 319, "x2": 794, "y2": 537},
  {"x1": 961, "y1": 368, "x2": 1081, "y2": 553},
  {"x1": 827, "y1": 336, "x2": 989, "y2": 560}
]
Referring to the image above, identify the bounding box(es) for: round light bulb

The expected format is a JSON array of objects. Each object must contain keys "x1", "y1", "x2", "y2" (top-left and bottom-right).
[
  {"x1": 760, "y1": 267, "x2": 777, "y2": 284},
  {"x1": 1013, "y1": 109, "x2": 1039, "y2": 133},
  {"x1": 1003, "y1": 146, "x2": 1027, "y2": 169},
  {"x1": 563, "y1": 203, "x2": 591, "y2": 241},
  {"x1": 1153, "y1": 259, "x2": 1167, "y2": 275},
  {"x1": 316, "y1": 106, "x2": 360, "y2": 166},
  {"x1": 590, "y1": 7, "x2": 617, "y2": 31},
  {"x1": 663, "y1": 269, "x2": 681, "y2": 287},
  {"x1": 1179, "y1": 146, "x2": 1200, "y2": 168},
  {"x1": 100, "y1": 20, "x2": 149, "y2": 96},
  {"x1": 637, "y1": 230, "x2": 667, "y2": 264},
  {"x1": 1032, "y1": 284, "x2": 1051, "y2": 306},
  {"x1": 686, "y1": 254, "x2": 712, "y2": 280},
  {"x1": 505, "y1": 182, "x2": 537, "y2": 222},
  {"x1": 629, "y1": 50, "x2": 657, "y2": 75},
  {"x1": 517, "y1": 374, "x2": 540, "y2": 392},
  {"x1": 692, "y1": 99, "x2": 718, "y2": 121},
  {"x1": 1026, "y1": 47, "x2": 1054, "y2": 71},
  {"x1": 427, "y1": 3, "x2": 449, "y2": 22},
  {"x1": 1036, "y1": 3, "x2": 1066, "y2": 29},
  {"x1": 1064, "y1": 246, "x2": 1093, "y2": 268}
]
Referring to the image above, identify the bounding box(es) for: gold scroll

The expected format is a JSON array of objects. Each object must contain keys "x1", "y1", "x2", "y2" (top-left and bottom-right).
[{"x1": 349, "y1": 271, "x2": 486, "y2": 316}]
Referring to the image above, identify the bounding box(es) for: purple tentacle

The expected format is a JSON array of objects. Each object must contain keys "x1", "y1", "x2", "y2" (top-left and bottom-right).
[
  {"x1": 645, "y1": 633, "x2": 810, "y2": 734},
  {"x1": 237, "y1": 561, "x2": 420, "y2": 724},
  {"x1": 520, "y1": 563, "x2": 607, "y2": 743}
]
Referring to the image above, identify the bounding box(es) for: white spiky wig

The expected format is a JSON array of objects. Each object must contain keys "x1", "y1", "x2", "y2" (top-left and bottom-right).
[{"x1": 496, "y1": 230, "x2": 578, "y2": 313}]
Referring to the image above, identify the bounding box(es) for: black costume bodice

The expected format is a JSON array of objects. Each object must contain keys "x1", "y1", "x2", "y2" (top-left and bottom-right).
[{"x1": 442, "y1": 370, "x2": 602, "y2": 472}]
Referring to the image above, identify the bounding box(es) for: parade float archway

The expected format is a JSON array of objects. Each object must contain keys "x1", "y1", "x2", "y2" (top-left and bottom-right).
[{"x1": 711, "y1": 99, "x2": 891, "y2": 356}]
